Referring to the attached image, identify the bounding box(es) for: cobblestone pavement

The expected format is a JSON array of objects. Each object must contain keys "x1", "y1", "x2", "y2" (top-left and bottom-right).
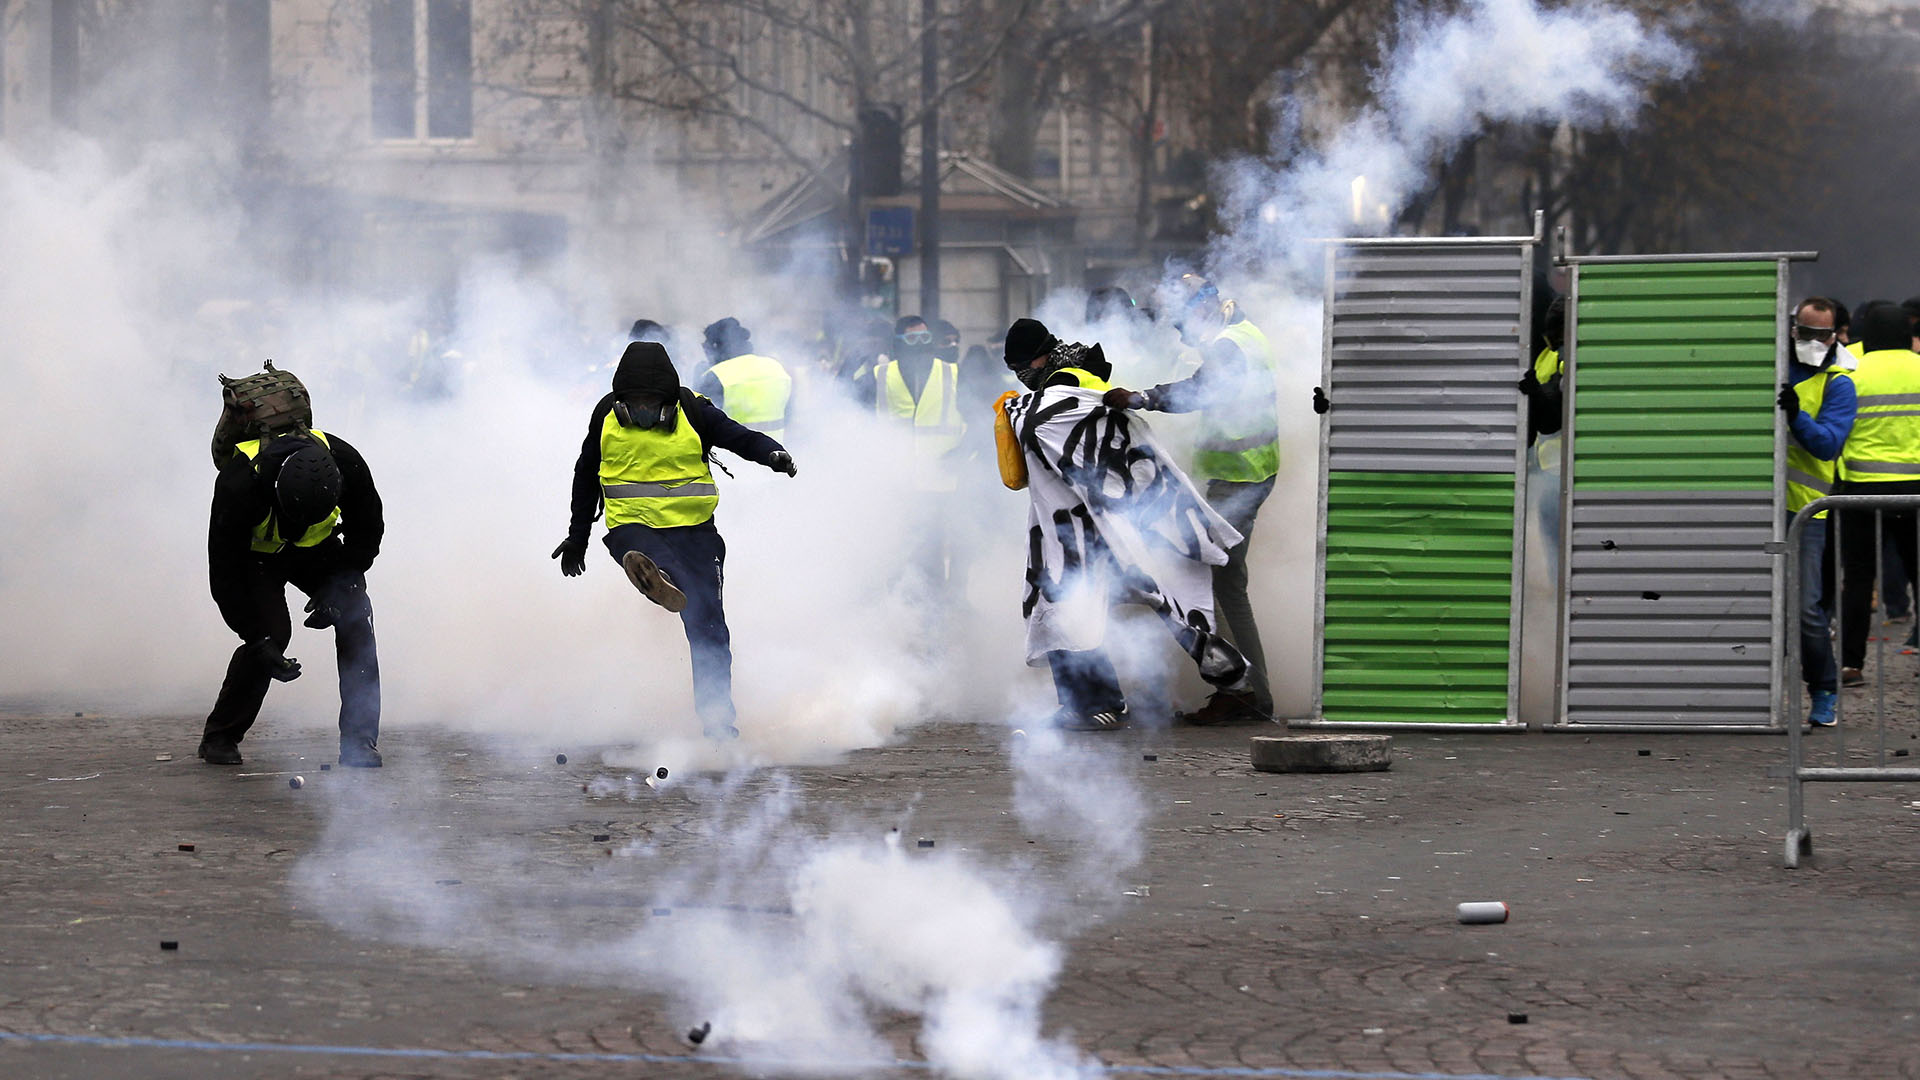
[{"x1": 1, "y1": 706, "x2": 1918, "y2": 1080}]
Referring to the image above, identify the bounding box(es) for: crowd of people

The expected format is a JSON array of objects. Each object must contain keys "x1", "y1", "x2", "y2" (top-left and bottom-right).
[
  {"x1": 1774, "y1": 296, "x2": 1920, "y2": 728},
  {"x1": 200, "y1": 270, "x2": 1920, "y2": 763},
  {"x1": 192, "y1": 273, "x2": 1294, "y2": 765}
]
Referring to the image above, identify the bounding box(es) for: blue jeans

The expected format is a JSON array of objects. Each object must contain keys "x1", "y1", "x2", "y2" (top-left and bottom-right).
[
  {"x1": 1798, "y1": 516, "x2": 1838, "y2": 693},
  {"x1": 604, "y1": 522, "x2": 734, "y2": 728},
  {"x1": 1046, "y1": 649, "x2": 1125, "y2": 715}
]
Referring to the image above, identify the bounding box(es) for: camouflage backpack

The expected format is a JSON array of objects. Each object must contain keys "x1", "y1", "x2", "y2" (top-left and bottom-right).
[{"x1": 211, "y1": 359, "x2": 314, "y2": 467}]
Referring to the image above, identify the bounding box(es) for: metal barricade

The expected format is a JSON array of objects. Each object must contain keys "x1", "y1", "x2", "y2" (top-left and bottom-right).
[{"x1": 1782, "y1": 491, "x2": 1920, "y2": 867}]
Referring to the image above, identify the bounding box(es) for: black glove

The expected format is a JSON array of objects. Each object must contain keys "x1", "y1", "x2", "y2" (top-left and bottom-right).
[
  {"x1": 1518, "y1": 370, "x2": 1542, "y2": 396},
  {"x1": 769, "y1": 450, "x2": 798, "y2": 477},
  {"x1": 302, "y1": 597, "x2": 337, "y2": 630},
  {"x1": 1312, "y1": 386, "x2": 1331, "y2": 415},
  {"x1": 551, "y1": 538, "x2": 587, "y2": 578},
  {"x1": 1102, "y1": 387, "x2": 1147, "y2": 410},
  {"x1": 247, "y1": 640, "x2": 302, "y2": 682},
  {"x1": 1778, "y1": 383, "x2": 1800, "y2": 420}
]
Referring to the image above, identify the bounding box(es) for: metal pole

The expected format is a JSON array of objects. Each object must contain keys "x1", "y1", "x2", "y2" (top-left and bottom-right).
[
  {"x1": 1786, "y1": 503, "x2": 1806, "y2": 847},
  {"x1": 1875, "y1": 512, "x2": 1886, "y2": 763},
  {"x1": 1835, "y1": 507, "x2": 1847, "y2": 760},
  {"x1": 917, "y1": 0, "x2": 940, "y2": 321}
]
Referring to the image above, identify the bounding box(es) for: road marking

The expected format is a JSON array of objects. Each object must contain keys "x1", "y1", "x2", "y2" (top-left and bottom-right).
[{"x1": 0, "y1": 1030, "x2": 1596, "y2": 1079}]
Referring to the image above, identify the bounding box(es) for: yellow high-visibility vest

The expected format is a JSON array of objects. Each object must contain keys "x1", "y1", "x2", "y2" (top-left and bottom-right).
[
  {"x1": 876, "y1": 357, "x2": 966, "y2": 492},
  {"x1": 708, "y1": 353, "x2": 792, "y2": 442},
  {"x1": 1195, "y1": 319, "x2": 1280, "y2": 483},
  {"x1": 234, "y1": 430, "x2": 340, "y2": 554},
  {"x1": 1533, "y1": 347, "x2": 1564, "y2": 472},
  {"x1": 1049, "y1": 367, "x2": 1110, "y2": 391},
  {"x1": 1841, "y1": 349, "x2": 1920, "y2": 484},
  {"x1": 599, "y1": 399, "x2": 719, "y2": 528},
  {"x1": 1787, "y1": 371, "x2": 1847, "y2": 517}
]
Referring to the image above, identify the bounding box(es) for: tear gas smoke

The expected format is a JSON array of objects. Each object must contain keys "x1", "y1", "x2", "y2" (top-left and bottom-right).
[
  {"x1": 4, "y1": 1, "x2": 1702, "y2": 1076},
  {"x1": 1217, "y1": 0, "x2": 1690, "y2": 277},
  {"x1": 296, "y1": 765, "x2": 1100, "y2": 1080},
  {"x1": 0, "y1": 139, "x2": 1039, "y2": 758}
]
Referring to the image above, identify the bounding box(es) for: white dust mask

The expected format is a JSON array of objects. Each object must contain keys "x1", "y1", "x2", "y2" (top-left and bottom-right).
[{"x1": 1794, "y1": 338, "x2": 1831, "y2": 368}]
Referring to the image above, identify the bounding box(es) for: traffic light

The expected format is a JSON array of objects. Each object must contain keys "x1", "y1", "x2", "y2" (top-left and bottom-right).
[{"x1": 856, "y1": 107, "x2": 903, "y2": 198}]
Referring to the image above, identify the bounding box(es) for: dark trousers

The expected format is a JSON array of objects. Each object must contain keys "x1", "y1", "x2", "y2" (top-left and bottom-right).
[
  {"x1": 1205, "y1": 477, "x2": 1276, "y2": 710},
  {"x1": 1837, "y1": 482, "x2": 1920, "y2": 670},
  {"x1": 1046, "y1": 649, "x2": 1125, "y2": 715},
  {"x1": 605, "y1": 521, "x2": 734, "y2": 728},
  {"x1": 204, "y1": 565, "x2": 380, "y2": 748},
  {"x1": 1883, "y1": 539, "x2": 1914, "y2": 618}
]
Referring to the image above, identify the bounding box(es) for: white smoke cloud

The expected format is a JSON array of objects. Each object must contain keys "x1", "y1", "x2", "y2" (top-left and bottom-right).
[
  {"x1": 2, "y1": 2, "x2": 1709, "y2": 1077},
  {"x1": 294, "y1": 765, "x2": 1100, "y2": 1079},
  {"x1": 1215, "y1": 0, "x2": 1691, "y2": 278}
]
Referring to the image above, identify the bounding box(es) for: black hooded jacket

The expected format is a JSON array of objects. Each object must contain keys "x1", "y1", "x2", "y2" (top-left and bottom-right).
[
  {"x1": 567, "y1": 342, "x2": 785, "y2": 543},
  {"x1": 207, "y1": 432, "x2": 383, "y2": 641}
]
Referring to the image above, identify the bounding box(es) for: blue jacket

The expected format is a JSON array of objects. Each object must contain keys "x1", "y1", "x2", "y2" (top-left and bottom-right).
[{"x1": 1787, "y1": 362, "x2": 1856, "y2": 461}]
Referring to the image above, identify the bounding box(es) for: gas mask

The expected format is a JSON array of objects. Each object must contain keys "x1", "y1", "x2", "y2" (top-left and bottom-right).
[
  {"x1": 614, "y1": 394, "x2": 677, "y2": 429},
  {"x1": 1793, "y1": 338, "x2": 1832, "y2": 368}
]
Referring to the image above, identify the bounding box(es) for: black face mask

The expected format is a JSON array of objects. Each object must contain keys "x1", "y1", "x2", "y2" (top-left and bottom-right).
[
  {"x1": 1014, "y1": 360, "x2": 1046, "y2": 391},
  {"x1": 614, "y1": 394, "x2": 677, "y2": 429}
]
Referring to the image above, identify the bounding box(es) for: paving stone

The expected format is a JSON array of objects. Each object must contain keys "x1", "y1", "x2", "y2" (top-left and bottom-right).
[{"x1": 1250, "y1": 733, "x2": 1392, "y2": 773}]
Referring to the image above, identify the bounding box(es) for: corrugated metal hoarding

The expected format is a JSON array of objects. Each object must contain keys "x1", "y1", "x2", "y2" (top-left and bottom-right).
[
  {"x1": 1558, "y1": 260, "x2": 1786, "y2": 729},
  {"x1": 1308, "y1": 238, "x2": 1534, "y2": 726}
]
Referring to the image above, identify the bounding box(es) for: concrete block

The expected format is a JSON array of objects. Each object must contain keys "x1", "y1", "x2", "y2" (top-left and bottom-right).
[{"x1": 1251, "y1": 734, "x2": 1391, "y2": 774}]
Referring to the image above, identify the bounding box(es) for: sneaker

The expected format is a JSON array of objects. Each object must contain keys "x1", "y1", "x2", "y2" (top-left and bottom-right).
[
  {"x1": 196, "y1": 740, "x2": 243, "y2": 765},
  {"x1": 339, "y1": 740, "x2": 383, "y2": 768},
  {"x1": 1841, "y1": 667, "x2": 1865, "y2": 688},
  {"x1": 1807, "y1": 689, "x2": 1838, "y2": 728},
  {"x1": 1055, "y1": 704, "x2": 1129, "y2": 731},
  {"x1": 1177, "y1": 690, "x2": 1273, "y2": 726},
  {"x1": 622, "y1": 550, "x2": 687, "y2": 613}
]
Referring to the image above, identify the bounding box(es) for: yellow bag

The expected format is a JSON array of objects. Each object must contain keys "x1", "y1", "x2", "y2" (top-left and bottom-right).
[{"x1": 993, "y1": 390, "x2": 1027, "y2": 490}]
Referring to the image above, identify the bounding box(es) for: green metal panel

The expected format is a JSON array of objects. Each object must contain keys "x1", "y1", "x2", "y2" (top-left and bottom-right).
[
  {"x1": 1323, "y1": 471, "x2": 1513, "y2": 724},
  {"x1": 1573, "y1": 262, "x2": 1778, "y2": 491}
]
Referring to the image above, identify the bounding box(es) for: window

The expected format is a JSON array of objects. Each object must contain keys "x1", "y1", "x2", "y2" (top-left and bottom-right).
[
  {"x1": 425, "y1": 0, "x2": 472, "y2": 137},
  {"x1": 369, "y1": 0, "x2": 471, "y2": 140}
]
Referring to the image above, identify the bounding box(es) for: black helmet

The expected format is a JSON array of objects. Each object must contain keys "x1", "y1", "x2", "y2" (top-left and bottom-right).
[{"x1": 274, "y1": 443, "x2": 342, "y2": 532}]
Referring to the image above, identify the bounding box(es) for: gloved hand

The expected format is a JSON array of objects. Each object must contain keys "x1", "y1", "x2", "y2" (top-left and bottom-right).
[
  {"x1": 1312, "y1": 386, "x2": 1331, "y2": 415},
  {"x1": 551, "y1": 538, "x2": 587, "y2": 578},
  {"x1": 1778, "y1": 383, "x2": 1800, "y2": 420},
  {"x1": 1518, "y1": 370, "x2": 1542, "y2": 396},
  {"x1": 769, "y1": 450, "x2": 798, "y2": 477},
  {"x1": 302, "y1": 596, "x2": 337, "y2": 630},
  {"x1": 1102, "y1": 387, "x2": 1147, "y2": 410},
  {"x1": 247, "y1": 639, "x2": 301, "y2": 682}
]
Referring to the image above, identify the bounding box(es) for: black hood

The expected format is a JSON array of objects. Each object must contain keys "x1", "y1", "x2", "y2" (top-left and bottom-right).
[{"x1": 612, "y1": 341, "x2": 681, "y2": 399}]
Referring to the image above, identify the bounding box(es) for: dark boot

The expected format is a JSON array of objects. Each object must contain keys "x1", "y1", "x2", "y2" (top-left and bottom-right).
[
  {"x1": 197, "y1": 740, "x2": 243, "y2": 765},
  {"x1": 622, "y1": 550, "x2": 688, "y2": 612}
]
